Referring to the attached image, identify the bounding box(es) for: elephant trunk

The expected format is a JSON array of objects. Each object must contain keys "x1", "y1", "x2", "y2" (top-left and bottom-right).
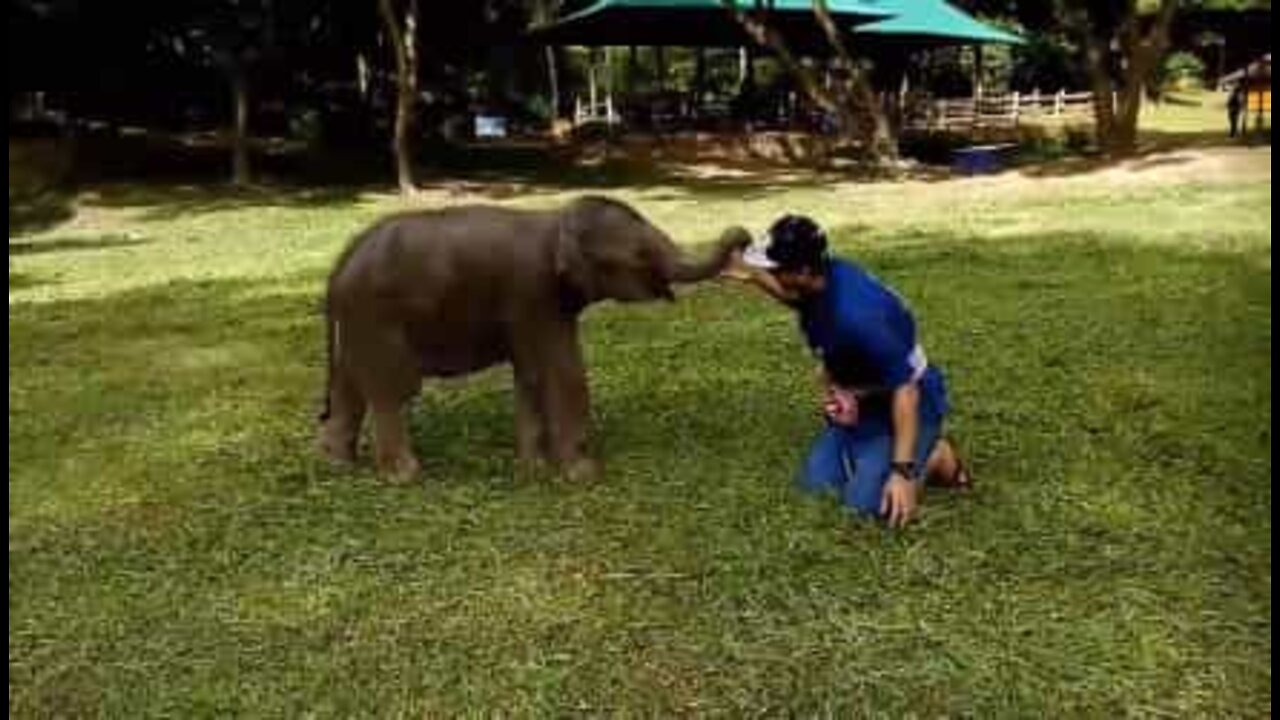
[{"x1": 667, "y1": 226, "x2": 752, "y2": 284}]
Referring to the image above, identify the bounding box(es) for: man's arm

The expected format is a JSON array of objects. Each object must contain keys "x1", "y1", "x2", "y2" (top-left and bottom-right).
[
  {"x1": 881, "y1": 381, "x2": 922, "y2": 528},
  {"x1": 891, "y1": 381, "x2": 920, "y2": 471},
  {"x1": 721, "y1": 253, "x2": 798, "y2": 303}
]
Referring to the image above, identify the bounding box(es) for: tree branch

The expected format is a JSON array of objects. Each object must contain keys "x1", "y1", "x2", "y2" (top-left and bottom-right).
[{"x1": 718, "y1": 0, "x2": 838, "y2": 113}]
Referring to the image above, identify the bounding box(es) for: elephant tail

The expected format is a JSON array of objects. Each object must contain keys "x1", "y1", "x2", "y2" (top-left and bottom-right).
[
  {"x1": 319, "y1": 224, "x2": 370, "y2": 423},
  {"x1": 319, "y1": 298, "x2": 336, "y2": 423}
]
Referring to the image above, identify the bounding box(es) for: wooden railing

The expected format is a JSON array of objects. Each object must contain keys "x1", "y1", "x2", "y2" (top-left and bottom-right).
[{"x1": 906, "y1": 91, "x2": 1098, "y2": 132}]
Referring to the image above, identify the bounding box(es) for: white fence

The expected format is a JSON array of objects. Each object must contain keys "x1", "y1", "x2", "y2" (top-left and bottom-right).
[{"x1": 906, "y1": 90, "x2": 1098, "y2": 132}]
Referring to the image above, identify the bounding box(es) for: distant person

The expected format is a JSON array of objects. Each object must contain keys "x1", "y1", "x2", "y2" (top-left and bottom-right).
[{"x1": 1228, "y1": 85, "x2": 1245, "y2": 138}]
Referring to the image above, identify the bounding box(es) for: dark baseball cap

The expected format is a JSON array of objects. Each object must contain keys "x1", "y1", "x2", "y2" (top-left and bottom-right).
[{"x1": 742, "y1": 214, "x2": 828, "y2": 271}]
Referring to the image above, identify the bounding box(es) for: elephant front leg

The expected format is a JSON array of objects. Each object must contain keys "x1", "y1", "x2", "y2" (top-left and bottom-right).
[{"x1": 539, "y1": 326, "x2": 599, "y2": 483}]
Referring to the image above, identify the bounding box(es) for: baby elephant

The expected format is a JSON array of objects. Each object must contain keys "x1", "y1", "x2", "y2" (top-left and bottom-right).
[{"x1": 317, "y1": 195, "x2": 750, "y2": 483}]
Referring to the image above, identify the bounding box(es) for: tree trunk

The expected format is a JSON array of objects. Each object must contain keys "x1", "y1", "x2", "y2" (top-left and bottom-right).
[
  {"x1": 230, "y1": 68, "x2": 251, "y2": 186},
  {"x1": 1114, "y1": 4, "x2": 1175, "y2": 155},
  {"x1": 1083, "y1": 36, "x2": 1118, "y2": 150},
  {"x1": 379, "y1": 0, "x2": 418, "y2": 195},
  {"x1": 1076, "y1": 0, "x2": 1176, "y2": 158},
  {"x1": 811, "y1": 0, "x2": 897, "y2": 160},
  {"x1": 724, "y1": 0, "x2": 896, "y2": 161},
  {"x1": 725, "y1": 7, "x2": 833, "y2": 113}
]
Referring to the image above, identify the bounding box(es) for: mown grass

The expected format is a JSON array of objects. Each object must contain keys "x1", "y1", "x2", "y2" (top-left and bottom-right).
[{"x1": 8, "y1": 158, "x2": 1271, "y2": 715}]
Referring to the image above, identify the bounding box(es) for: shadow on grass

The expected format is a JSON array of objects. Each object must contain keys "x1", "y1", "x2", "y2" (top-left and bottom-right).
[
  {"x1": 83, "y1": 182, "x2": 373, "y2": 223},
  {"x1": 9, "y1": 234, "x2": 151, "y2": 257},
  {"x1": 9, "y1": 269, "x2": 48, "y2": 291},
  {"x1": 14, "y1": 124, "x2": 1273, "y2": 227},
  {"x1": 1012, "y1": 129, "x2": 1270, "y2": 179},
  {"x1": 9, "y1": 188, "x2": 76, "y2": 236},
  {"x1": 11, "y1": 134, "x2": 379, "y2": 232},
  {"x1": 44, "y1": 131, "x2": 874, "y2": 209},
  {"x1": 417, "y1": 141, "x2": 849, "y2": 201},
  {"x1": 55, "y1": 139, "x2": 841, "y2": 216}
]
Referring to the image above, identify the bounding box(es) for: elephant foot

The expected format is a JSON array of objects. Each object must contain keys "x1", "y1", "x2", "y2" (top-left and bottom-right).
[
  {"x1": 317, "y1": 425, "x2": 358, "y2": 466},
  {"x1": 516, "y1": 456, "x2": 553, "y2": 483},
  {"x1": 378, "y1": 453, "x2": 423, "y2": 486},
  {"x1": 562, "y1": 457, "x2": 602, "y2": 484}
]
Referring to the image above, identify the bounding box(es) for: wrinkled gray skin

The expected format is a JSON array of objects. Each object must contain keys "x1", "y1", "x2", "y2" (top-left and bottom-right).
[{"x1": 318, "y1": 196, "x2": 751, "y2": 483}]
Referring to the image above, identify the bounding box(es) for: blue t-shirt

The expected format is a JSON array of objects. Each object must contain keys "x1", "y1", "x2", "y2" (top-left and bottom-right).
[{"x1": 797, "y1": 258, "x2": 948, "y2": 420}]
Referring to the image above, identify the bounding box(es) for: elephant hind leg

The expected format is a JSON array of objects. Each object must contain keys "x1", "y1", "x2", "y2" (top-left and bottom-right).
[
  {"x1": 349, "y1": 326, "x2": 424, "y2": 484},
  {"x1": 318, "y1": 364, "x2": 366, "y2": 465},
  {"x1": 370, "y1": 402, "x2": 422, "y2": 484}
]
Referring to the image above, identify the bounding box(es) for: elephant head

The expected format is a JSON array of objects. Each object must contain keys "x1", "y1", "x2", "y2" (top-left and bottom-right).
[{"x1": 555, "y1": 196, "x2": 751, "y2": 307}]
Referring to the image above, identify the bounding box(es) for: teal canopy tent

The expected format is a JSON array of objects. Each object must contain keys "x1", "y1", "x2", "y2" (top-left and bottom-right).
[
  {"x1": 530, "y1": 0, "x2": 894, "y2": 49},
  {"x1": 531, "y1": 0, "x2": 1021, "y2": 49},
  {"x1": 854, "y1": 0, "x2": 1022, "y2": 46}
]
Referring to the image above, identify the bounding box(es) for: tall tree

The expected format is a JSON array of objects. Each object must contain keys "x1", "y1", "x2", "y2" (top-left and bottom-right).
[
  {"x1": 1065, "y1": 0, "x2": 1179, "y2": 156},
  {"x1": 165, "y1": 0, "x2": 283, "y2": 185},
  {"x1": 958, "y1": 0, "x2": 1268, "y2": 156},
  {"x1": 378, "y1": 0, "x2": 420, "y2": 194},
  {"x1": 530, "y1": 0, "x2": 565, "y2": 119},
  {"x1": 719, "y1": 0, "x2": 897, "y2": 162}
]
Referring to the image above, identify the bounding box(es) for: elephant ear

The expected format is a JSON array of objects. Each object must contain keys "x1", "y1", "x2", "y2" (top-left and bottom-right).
[{"x1": 555, "y1": 206, "x2": 595, "y2": 312}]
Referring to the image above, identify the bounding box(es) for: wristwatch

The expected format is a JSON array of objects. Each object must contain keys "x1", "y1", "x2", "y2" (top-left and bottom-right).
[{"x1": 890, "y1": 461, "x2": 918, "y2": 481}]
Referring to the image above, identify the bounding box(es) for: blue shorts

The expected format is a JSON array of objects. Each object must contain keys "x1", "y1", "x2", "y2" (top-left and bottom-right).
[{"x1": 797, "y1": 406, "x2": 944, "y2": 518}]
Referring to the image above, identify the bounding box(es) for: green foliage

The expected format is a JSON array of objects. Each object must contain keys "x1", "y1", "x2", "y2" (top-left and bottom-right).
[{"x1": 1159, "y1": 51, "x2": 1210, "y2": 92}]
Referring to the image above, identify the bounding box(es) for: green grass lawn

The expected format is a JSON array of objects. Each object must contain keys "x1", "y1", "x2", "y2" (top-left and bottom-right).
[
  {"x1": 1142, "y1": 89, "x2": 1269, "y2": 140},
  {"x1": 9, "y1": 150, "x2": 1272, "y2": 714}
]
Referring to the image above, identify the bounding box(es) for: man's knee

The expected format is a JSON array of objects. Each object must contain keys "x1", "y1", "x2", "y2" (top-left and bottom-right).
[
  {"x1": 842, "y1": 456, "x2": 889, "y2": 516},
  {"x1": 798, "y1": 429, "x2": 845, "y2": 494}
]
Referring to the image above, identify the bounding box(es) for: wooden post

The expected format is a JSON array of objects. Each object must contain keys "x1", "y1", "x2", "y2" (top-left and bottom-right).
[
  {"x1": 1011, "y1": 90, "x2": 1020, "y2": 127},
  {"x1": 589, "y1": 56, "x2": 599, "y2": 118},
  {"x1": 605, "y1": 47, "x2": 613, "y2": 97},
  {"x1": 695, "y1": 48, "x2": 707, "y2": 104},
  {"x1": 972, "y1": 44, "x2": 985, "y2": 100},
  {"x1": 605, "y1": 47, "x2": 615, "y2": 124},
  {"x1": 545, "y1": 47, "x2": 561, "y2": 119},
  {"x1": 655, "y1": 46, "x2": 667, "y2": 93},
  {"x1": 629, "y1": 46, "x2": 639, "y2": 93},
  {"x1": 1055, "y1": 89, "x2": 1065, "y2": 116},
  {"x1": 356, "y1": 53, "x2": 370, "y2": 98}
]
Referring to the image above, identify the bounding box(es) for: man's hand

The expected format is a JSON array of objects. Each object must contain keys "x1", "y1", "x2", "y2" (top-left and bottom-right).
[
  {"x1": 880, "y1": 471, "x2": 920, "y2": 528},
  {"x1": 823, "y1": 384, "x2": 860, "y2": 427},
  {"x1": 720, "y1": 251, "x2": 798, "y2": 303}
]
